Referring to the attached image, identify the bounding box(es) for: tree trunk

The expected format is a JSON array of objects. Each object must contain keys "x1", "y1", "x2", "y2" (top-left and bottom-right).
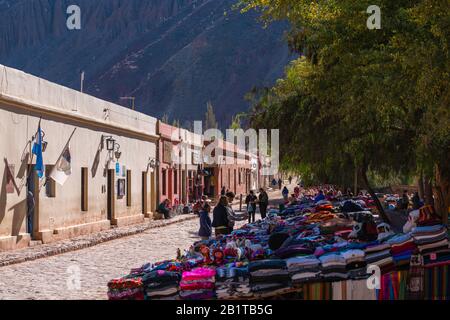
[
  {"x1": 434, "y1": 164, "x2": 450, "y2": 226},
  {"x1": 418, "y1": 172, "x2": 425, "y2": 200},
  {"x1": 424, "y1": 175, "x2": 434, "y2": 206},
  {"x1": 360, "y1": 167, "x2": 390, "y2": 224}
]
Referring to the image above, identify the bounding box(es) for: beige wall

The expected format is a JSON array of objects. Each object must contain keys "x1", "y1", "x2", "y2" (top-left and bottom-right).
[{"x1": 0, "y1": 65, "x2": 158, "y2": 249}]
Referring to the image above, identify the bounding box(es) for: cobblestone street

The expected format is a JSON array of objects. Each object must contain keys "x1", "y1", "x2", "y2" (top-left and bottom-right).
[
  {"x1": 0, "y1": 217, "x2": 245, "y2": 300},
  {"x1": 0, "y1": 185, "x2": 287, "y2": 300}
]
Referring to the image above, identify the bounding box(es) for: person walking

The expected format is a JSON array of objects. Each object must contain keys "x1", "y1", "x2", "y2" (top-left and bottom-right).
[
  {"x1": 157, "y1": 199, "x2": 172, "y2": 219},
  {"x1": 245, "y1": 190, "x2": 257, "y2": 223},
  {"x1": 198, "y1": 203, "x2": 212, "y2": 240},
  {"x1": 225, "y1": 191, "x2": 247, "y2": 231},
  {"x1": 288, "y1": 176, "x2": 292, "y2": 184},
  {"x1": 399, "y1": 190, "x2": 410, "y2": 211},
  {"x1": 314, "y1": 190, "x2": 325, "y2": 203},
  {"x1": 412, "y1": 191, "x2": 422, "y2": 210},
  {"x1": 282, "y1": 186, "x2": 289, "y2": 201},
  {"x1": 258, "y1": 188, "x2": 269, "y2": 220},
  {"x1": 212, "y1": 196, "x2": 231, "y2": 237},
  {"x1": 278, "y1": 178, "x2": 282, "y2": 190},
  {"x1": 294, "y1": 185, "x2": 300, "y2": 198}
]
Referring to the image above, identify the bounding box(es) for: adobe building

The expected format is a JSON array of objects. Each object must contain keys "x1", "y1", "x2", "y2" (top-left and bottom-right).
[
  {"x1": 180, "y1": 128, "x2": 204, "y2": 204},
  {"x1": 156, "y1": 121, "x2": 183, "y2": 208},
  {"x1": 0, "y1": 65, "x2": 158, "y2": 250},
  {"x1": 203, "y1": 138, "x2": 251, "y2": 201}
]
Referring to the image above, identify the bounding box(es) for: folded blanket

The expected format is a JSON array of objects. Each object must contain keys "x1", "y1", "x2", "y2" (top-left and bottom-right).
[
  {"x1": 182, "y1": 268, "x2": 216, "y2": 282},
  {"x1": 179, "y1": 290, "x2": 215, "y2": 300},
  {"x1": 291, "y1": 272, "x2": 321, "y2": 283},
  {"x1": 414, "y1": 232, "x2": 448, "y2": 245},
  {"x1": 146, "y1": 286, "x2": 179, "y2": 297},
  {"x1": 366, "y1": 249, "x2": 392, "y2": 263},
  {"x1": 142, "y1": 271, "x2": 181, "y2": 286},
  {"x1": 319, "y1": 253, "x2": 346, "y2": 265},
  {"x1": 179, "y1": 281, "x2": 215, "y2": 291},
  {"x1": 248, "y1": 259, "x2": 286, "y2": 272},
  {"x1": 365, "y1": 243, "x2": 391, "y2": 253},
  {"x1": 348, "y1": 267, "x2": 369, "y2": 280},
  {"x1": 251, "y1": 282, "x2": 290, "y2": 293},
  {"x1": 108, "y1": 288, "x2": 144, "y2": 300},
  {"x1": 275, "y1": 245, "x2": 315, "y2": 259},
  {"x1": 250, "y1": 274, "x2": 291, "y2": 284},
  {"x1": 341, "y1": 249, "x2": 365, "y2": 262},
  {"x1": 108, "y1": 277, "x2": 143, "y2": 290}
]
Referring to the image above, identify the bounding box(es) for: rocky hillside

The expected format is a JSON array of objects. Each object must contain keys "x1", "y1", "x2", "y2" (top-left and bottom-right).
[{"x1": 0, "y1": 0, "x2": 293, "y2": 128}]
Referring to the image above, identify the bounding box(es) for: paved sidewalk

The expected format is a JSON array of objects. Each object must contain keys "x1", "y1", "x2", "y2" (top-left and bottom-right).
[
  {"x1": 0, "y1": 181, "x2": 290, "y2": 300},
  {"x1": 0, "y1": 214, "x2": 197, "y2": 267}
]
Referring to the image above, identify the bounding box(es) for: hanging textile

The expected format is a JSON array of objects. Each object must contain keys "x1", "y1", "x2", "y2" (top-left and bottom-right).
[
  {"x1": 332, "y1": 280, "x2": 377, "y2": 300},
  {"x1": 424, "y1": 264, "x2": 450, "y2": 300},
  {"x1": 302, "y1": 282, "x2": 332, "y2": 300},
  {"x1": 376, "y1": 270, "x2": 409, "y2": 300},
  {"x1": 406, "y1": 253, "x2": 425, "y2": 299}
]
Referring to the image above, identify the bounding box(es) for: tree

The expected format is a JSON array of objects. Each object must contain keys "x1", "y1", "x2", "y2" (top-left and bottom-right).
[
  {"x1": 239, "y1": 0, "x2": 450, "y2": 224},
  {"x1": 230, "y1": 113, "x2": 246, "y2": 130},
  {"x1": 161, "y1": 113, "x2": 169, "y2": 124},
  {"x1": 172, "y1": 119, "x2": 181, "y2": 128},
  {"x1": 204, "y1": 101, "x2": 218, "y2": 131}
]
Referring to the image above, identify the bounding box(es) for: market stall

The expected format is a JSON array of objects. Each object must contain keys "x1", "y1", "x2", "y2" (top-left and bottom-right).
[{"x1": 107, "y1": 194, "x2": 449, "y2": 300}]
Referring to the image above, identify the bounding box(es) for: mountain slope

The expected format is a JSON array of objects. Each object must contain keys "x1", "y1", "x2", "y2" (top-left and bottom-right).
[{"x1": 0, "y1": 0, "x2": 293, "y2": 127}]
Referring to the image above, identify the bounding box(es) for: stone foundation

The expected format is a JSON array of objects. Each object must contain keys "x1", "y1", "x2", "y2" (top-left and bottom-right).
[
  {"x1": 52, "y1": 220, "x2": 112, "y2": 242},
  {"x1": 111, "y1": 214, "x2": 145, "y2": 227}
]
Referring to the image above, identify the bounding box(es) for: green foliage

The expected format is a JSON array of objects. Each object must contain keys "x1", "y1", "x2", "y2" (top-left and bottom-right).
[
  {"x1": 239, "y1": 0, "x2": 449, "y2": 188},
  {"x1": 204, "y1": 101, "x2": 219, "y2": 131},
  {"x1": 172, "y1": 119, "x2": 181, "y2": 128},
  {"x1": 161, "y1": 113, "x2": 169, "y2": 124}
]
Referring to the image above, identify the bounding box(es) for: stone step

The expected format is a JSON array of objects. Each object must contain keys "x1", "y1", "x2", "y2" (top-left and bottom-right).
[{"x1": 29, "y1": 240, "x2": 43, "y2": 247}]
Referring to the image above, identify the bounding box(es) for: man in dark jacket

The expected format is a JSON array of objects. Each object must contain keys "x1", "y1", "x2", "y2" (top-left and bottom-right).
[
  {"x1": 258, "y1": 188, "x2": 269, "y2": 219},
  {"x1": 412, "y1": 192, "x2": 422, "y2": 210},
  {"x1": 212, "y1": 196, "x2": 231, "y2": 237},
  {"x1": 245, "y1": 191, "x2": 257, "y2": 223},
  {"x1": 157, "y1": 199, "x2": 171, "y2": 219},
  {"x1": 198, "y1": 203, "x2": 212, "y2": 240}
]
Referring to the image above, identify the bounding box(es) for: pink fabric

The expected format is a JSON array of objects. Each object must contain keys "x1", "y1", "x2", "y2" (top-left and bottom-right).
[
  {"x1": 180, "y1": 281, "x2": 215, "y2": 291},
  {"x1": 182, "y1": 267, "x2": 216, "y2": 281}
]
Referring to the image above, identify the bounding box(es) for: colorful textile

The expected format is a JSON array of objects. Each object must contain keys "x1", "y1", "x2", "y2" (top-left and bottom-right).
[
  {"x1": 302, "y1": 282, "x2": 332, "y2": 300},
  {"x1": 332, "y1": 280, "x2": 377, "y2": 300},
  {"x1": 424, "y1": 264, "x2": 450, "y2": 300},
  {"x1": 108, "y1": 277, "x2": 143, "y2": 290},
  {"x1": 182, "y1": 268, "x2": 216, "y2": 281},
  {"x1": 376, "y1": 270, "x2": 409, "y2": 300}
]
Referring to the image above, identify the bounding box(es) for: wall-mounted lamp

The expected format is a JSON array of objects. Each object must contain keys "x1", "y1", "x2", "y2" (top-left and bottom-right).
[
  {"x1": 104, "y1": 136, "x2": 116, "y2": 151},
  {"x1": 147, "y1": 157, "x2": 160, "y2": 173},
  {"x1": 102, "y1": 135, "x2": 121, "y2": 160},
  {"x1": 114, "y1": 143, "x2": 122, "y2": 160},
  {"x1": 148, "y1": 158, "x2": 160, "y2": 169}
]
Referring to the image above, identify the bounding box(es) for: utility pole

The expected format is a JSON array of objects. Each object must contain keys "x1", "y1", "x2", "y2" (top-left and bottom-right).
[
  {"x1": 120, "y1": 97, "x2": 135, "y2": 110},
  {"x1": 80, "y1": 71, "x2": 85, "y2": 93}
]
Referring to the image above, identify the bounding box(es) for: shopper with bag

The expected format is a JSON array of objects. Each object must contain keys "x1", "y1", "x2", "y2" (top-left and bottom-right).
[
  {"x1": 212, "y1": 196, "x2": 231, "y2": 237},
  {"x1": 245, "y1": 190, "x2": 257, "y2": 223},
  {"x1": 258, "y1": 188, "x2": 269, "y2": 220}
]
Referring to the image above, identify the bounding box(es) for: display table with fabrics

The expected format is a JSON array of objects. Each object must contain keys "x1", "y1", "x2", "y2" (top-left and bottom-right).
[{"x1": 107, "y1": 196, "x2": 450, "y2": 300}]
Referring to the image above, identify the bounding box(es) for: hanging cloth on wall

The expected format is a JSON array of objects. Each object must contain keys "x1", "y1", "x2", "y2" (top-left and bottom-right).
[
  {"x1": 50, "y1": 144, "x2": 72, "y2": 185},
  {"x1": 407, "y1": 253, "x2": 425, "y2": 299},
  {"x1": 50, "y1": 128, "x2": 76, "y2": 186},
  {"x1": 32, "y1": 122, "x2": 45, "y2": 178}
]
